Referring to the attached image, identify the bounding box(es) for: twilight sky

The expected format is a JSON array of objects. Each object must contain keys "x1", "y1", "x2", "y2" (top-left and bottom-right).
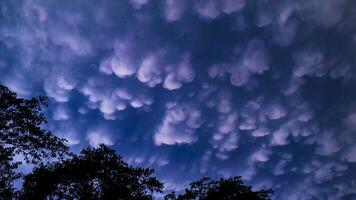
[{"x1": 1, "y1": 0, "x2": 356, "y2": 199}]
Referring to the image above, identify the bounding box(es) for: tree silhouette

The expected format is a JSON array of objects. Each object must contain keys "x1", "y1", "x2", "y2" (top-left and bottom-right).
[
  {"x1": 164, "y1": 177, "x2": 272, "y2": 200},
  {"x1": 0, "y1": 84, "x2": 69, "y2": 198},
  {"x1": 20, "y1": 145, "x2": 163, "y2": 200}
]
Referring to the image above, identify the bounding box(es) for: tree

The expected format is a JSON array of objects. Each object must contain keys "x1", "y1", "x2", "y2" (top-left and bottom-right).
[
  {"x1": 20, "y1": 145, "x2": 164, "y2": 200},
  {"x1": 0, "y1": 145, "x2": 21, "y2": 199},
  {"x1": 0, "y1": 84, "x2": 69, "y2": 198},
  {"x1": 164, "y1": 177, "x2": 272, "y2": 200}
]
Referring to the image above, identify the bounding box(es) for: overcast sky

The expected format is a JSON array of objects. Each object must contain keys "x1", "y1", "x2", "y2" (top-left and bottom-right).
[{"x1": 1, "y1": 0, "x2": 356, "y2": 199}]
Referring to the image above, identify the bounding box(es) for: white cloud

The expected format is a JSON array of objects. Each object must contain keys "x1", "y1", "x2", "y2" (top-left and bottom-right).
[
  {"x1": 242, "y1": 39, "x2": 269, "y2": 74},
  {"x1": 273, "y1": 18, "x2": 297, "y2": 47},
  {"x1": 99, "y1": 39, "x2": 138, "y2": 78},
  {"x1": 99, "y1": 57, "x2": 113, "y2": 75},
  {"x1": 44, "y1": 78, "x2": 71, "y2": 103},
  {"x1": 87, "y1": 131, "x2": 114, "y2": 147},
  {"x1": 111, "y1": 55, "x2": 136, "y2": 78},
  {"x1": 295, "y1": 103, "x2": 313, "y2": 122},
  {"x1": 194, "y1": 0, "x2": 245, "y2": 19},
  {"x1": 230, "y1": 39, "x2": 269, "y2": 87},
  {"x1": 137, "y1": 54, "x2": 163, "y2": 87},
  {"x1": 293, "y1": 48, "x2": 324, "y2": 78},
  {"x1": 57, "y1": 76, "x2": 76, "y2": 90},
  {"x1": 162, "y1": 0, "x2": 185, "y2": 22},
  {"x1": 342, "y1": 145, "x2": 356, "y2": 163},
  {"x1": 130, "y1": 0, "x2": 149, "y2": 9},
  {"x1": 208, "y1": 64, "x2": 227, "y2": 79},
  {"x1": 217, "y1": 91, "x2": 233, "y2": 113},
  {"x1": 53, "y1": 104, "x2": 71, "y2": 121},
  {"x1": 115, "y1": 88, "x2": 133, "y2": 100},
  {"x1": 163, "y1": 53, "x2": 195, "y2": 90},
  {"x1": 163, "y1": 73, "x2": 182, "y2": 90},
  {"x1": 99, "y1": 98, "x2": 117, "y2": 115},
  {"x1": 315, "y1": 132, "x2": 341, "y2": 156},
  {"x1": 81, "y1": 78, "x2": 153, "y2": 115},
  {"x1": 266, "y1": 103, "x2": 287, "y2": 120},
  {"x1": 251, "y1": 149, "x2": 271, "y2": 162},
  {"x1": 194, "y1": 0, "x2": 220, "y2": 19},
  {"x1": 222, "y1": 0, "x2": 245, "y2": 14},
  {"x1": 271, "y1": 127, "x2": 289, "y2": 145},
  {"x1": 51, "y1": 30, "x2": 93, "y2": 56},
  {"x1": 176, "y1": 54, "x2": 195, "y2": 82},
  {"x1": 254, "y1": 2, "x2": 273, "y2": 27},
  {"x1": 55, "y1": 126, "x2": 80, "y2": 146},
  {"x1": 330, "y1": 64, "x2": 352, "y2": 80},
  {"x1": 344, "y1": 112, "x2": 356, "y2": 130},
  {"x1": 299, "y1": 0, "x2": 346, "y2": 27},
  {"x1": 230, "y1": 66, "x2": 250, "y2": 87},
  {"x1": 154, "y1": 102, "x2": 203, "y2": 145},
  {"x1": 218, "y1": 112, "x2": 238, "y2": 134},
  {"x1": 251, "y1": 127, "x2": 270, "y2": 137},
  {"x1": 273, "y1": 160, "x2": 287, "y2": 175}
]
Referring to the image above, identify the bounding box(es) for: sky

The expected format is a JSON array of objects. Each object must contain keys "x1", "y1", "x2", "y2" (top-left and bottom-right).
[{"x1": 1, "y1": 0, "x2": 356, "y2": 199}]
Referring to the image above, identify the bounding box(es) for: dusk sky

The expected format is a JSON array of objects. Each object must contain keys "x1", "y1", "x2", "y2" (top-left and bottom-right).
[{"x1": 1, "y1": 0, "x2": 356, "y2": 199}]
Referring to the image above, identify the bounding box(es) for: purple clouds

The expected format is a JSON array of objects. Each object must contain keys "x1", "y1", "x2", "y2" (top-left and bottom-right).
[{"x1": 1, "y1": 0, "x2": 356, "y2": 199}]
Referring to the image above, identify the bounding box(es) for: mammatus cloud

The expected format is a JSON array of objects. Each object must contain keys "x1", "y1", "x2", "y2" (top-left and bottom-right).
[
  {"x1": 1, "y1": 0, "x2": 356, "y2": 199},
  {"x1": 154, "y1": 102, "x2": 203, "y2": 145},
  {"x1": 209, "y1": 39, "x2": 269, "y2": 87},
  {"x1": 87, "y1": 131, "x2": 114, "y2": 148}
]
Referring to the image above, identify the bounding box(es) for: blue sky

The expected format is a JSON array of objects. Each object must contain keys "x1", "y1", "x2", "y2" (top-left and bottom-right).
[{"x1": 1, "y1": 0, "x2": 356, "y2": 199}]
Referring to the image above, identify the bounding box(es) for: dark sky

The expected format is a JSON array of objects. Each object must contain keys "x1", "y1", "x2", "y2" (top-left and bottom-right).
[{"x1": 1, "y1": 0, "x2": 356, "y2": 199}]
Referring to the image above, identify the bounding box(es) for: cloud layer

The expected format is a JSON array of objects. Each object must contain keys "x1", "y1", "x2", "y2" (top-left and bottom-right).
[{"x1": 1, "y1": 0, "x2": 356, "y2": 199}]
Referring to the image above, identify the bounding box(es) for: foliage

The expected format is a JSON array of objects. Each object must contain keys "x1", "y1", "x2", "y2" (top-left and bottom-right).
[
  {"x1": 164, "y1": 177, "x2": 272, "y2": 200},
  {"x1": 20, "y1": 145, "x2": 164, "y2": 200},
  {"x1": 0, "y1": 84, "x2": 69, "y2": 198}
]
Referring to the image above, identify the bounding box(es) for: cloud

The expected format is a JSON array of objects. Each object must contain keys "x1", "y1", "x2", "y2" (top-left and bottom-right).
[
  {"x1": 271, "y1": 128, "x2": 289, "y2": 146},
  {"x1": 130, "y1": 0, "x2": 149, "y2": 9},
  {"x1": 87, "y1": 131, "x2": 114, "y2": 147},
  {"x1": 137, "y1": 53, "x2": 164, "y2": 87},
  {"x1": 293, "y1": 48, "x2": 324, "y2": 78},
  {"x1": 251, "y1": 127, "x2": 270, "y2": 137},
  {"x1": 154, "y1": 102, "x2": 203, "y2": 145},
  {"x1": 315, "y1": 132, "x2": 341, "y2": 156},
  {"x1": 251, "y1": 148, "x2": 271, "y2": 162},
  {"x1": 163, "y1": 53, "x2": 195, "y2": 90},
  {"x1": 194, "y1": 0, "x2": 245, "y2": 19},
  {"x1": 81, "y1": 77, "x2": 154, "y2": 116},
  {"x1": 230, "y1": 66, "x2": 250, "y2": 87},
  {"x1": 1, "y1": 0, "x2": 356, "y2": 198},
  {"x1": 265, "y1": 103, "x2": 287, "y2": 120},
  {"x1": 194, "y1": 0, "x2": 220, "y2": 19},
  {"x1": 162, "y1": 0, "x2": 186, "y2": 22},
  {"x1": 53, "y1": 104, "x2": 71, "y2": 121},
  {"x1": 110, "y1": 40, "x2": 138, "y2": 78},
  {"x1": 342, "y1": 145, "x2": 356, "y2": 163},
  {"x1": 222, "y1": 0, "x2": 245, "y2": 14},
  {"x1": 230, "y1": 39, "x2": 269, "y2": 87}
]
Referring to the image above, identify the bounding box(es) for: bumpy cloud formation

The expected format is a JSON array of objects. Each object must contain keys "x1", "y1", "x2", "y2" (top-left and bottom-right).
[
  {"x1": 1, "y1": 0, "x2": 356, "y2": 199},
  {"x1": 154, "y1": 102, "x2": 203, "y2": 145}
]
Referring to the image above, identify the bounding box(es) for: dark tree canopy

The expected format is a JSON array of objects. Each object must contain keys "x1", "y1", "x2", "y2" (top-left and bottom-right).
[
  {"x1": 20, "y1": 145, "x2": 164, "y2": 200},
  {"x1": 165, "y1": 177, "x2": 272, "y2": 200},
  {"x1": 0, "y1": 145, "x2": 21, "y2": 199},
  {"x1": 0, "y1": 84, "x2": 69, "y2": 198}
]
